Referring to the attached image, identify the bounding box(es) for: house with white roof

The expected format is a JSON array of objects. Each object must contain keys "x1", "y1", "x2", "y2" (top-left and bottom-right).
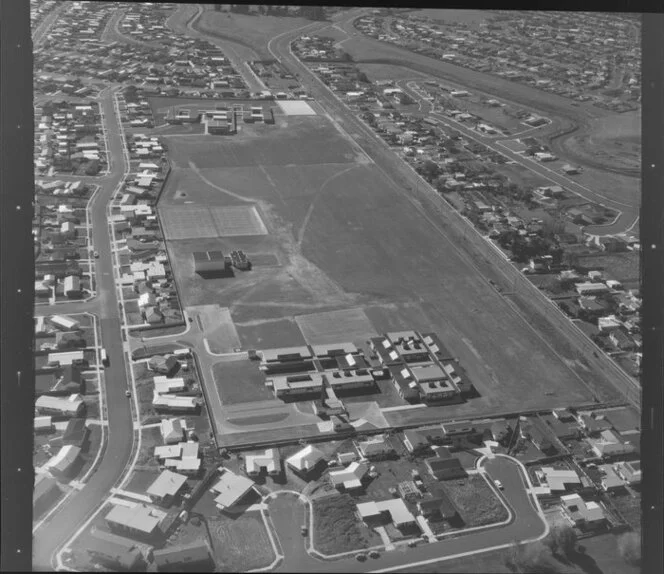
[
  {"x1": 560, "y1": 494, "x2": 606, "y2": 531},
  {"x1": 146, "y1": 470, "x2": 188, "y2": 507},
  {"x1": 105, "y1": 504, "x2": 166, "y2": 539},
  {"x1": 285, "y1": 445, "x2": 326, "y2": 477},
  {"x1": 160, "y1": 418, "x2": 184, "y2": 444},
  {"x1": 534, "y1": 467, "x2": 581, "y2": 494},
  {"x1": 356, "y1": 498, "x2": 417, "y2": 530},
  {"x1": 356, "y1": 435, "x2": 396, "y2": 460},
  {"x1": 329, "y1": 461, "x2": 369, "y2": 491},
  {"x1": 154, "y1": 376, "x2": 187, "y2": 395},
  {"x1": 42, "y1": 444, "x2": 81, "y2": 479},
  {"x1": 211, "y1": 469, "x2": 254, "y2": 510},
  {"x1": 244, "y1": 449, "x2": 281, "y2": 477}
]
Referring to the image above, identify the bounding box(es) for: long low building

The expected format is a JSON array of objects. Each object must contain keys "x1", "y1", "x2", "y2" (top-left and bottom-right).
[
  {"x1": 42, "y1": 444, "x2": 81, "y2": 479},
  {"x1": 152, "y1": 390, "x2": 200, "y2": 413},
  {"x1": 35, "y1": 394, "x2": 86, "y2": 417},
  {"x1": 326, "y1": 369, "x2": 375, "y2": 393},
  {"x1": 270, "y1": 373, "x2": 324, "y2": 399}
]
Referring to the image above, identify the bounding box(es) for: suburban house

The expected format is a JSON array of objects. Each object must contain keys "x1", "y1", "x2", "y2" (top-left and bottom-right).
[
  {"x1": 152, "y1": 391, "x2": 200, "y2": 414},
  {"x1": 490, "y1": 420, "x2": 513, "y2": 445},
  {"x1": 356, "y1": 435, "x2": 396, "y2": 460},
  {"x1": 578, "y1": 414, "x2": 613, "y2": 436},
  {"x1": 587, "y1": 430, "x2": 637, "y2": 458},
  {"x1": 160, "y1": 418, "x2": 184, "y2": 444},
  {"x1": 520, "y1": 422, "x2": 555, "y2": 454},
  {"x1": 356, "y1": 499, "x2": 417, "y2": 531},
  {"x1": 402, "y1": 429, "x2": 432, "y2": 454},
  {"x1": 286, "y1": 445, "x2": 326, "y2": 477},
  {"x1": 86, "y1": 529, "x2": 145, "y2": 572},
  {"x1": 47, "y1": 350, "x2": 86, "y2": 366},
  {"x1": 417, "y1": 490, "x2": 460, "y2": 523},
  {"x1": 425, "y1": 448, "x2": 467, "y2": 481},
  {"x1": 211, "y1": 469, "x2": 255, "y2": 510},
  {"x1": 64, "y1": 275, "x2": 82, "y2": 298},
  {"x1": 154, "y1": 376, "x2": 187, "y2": 395},
  {"x1": 146, "y1": 470, "x2": 188, "y2": 507},
  {"x1": 614, "y1": 460, "x2": 641, "y2": 484},
  {"x1": 35, "y1": 394, "x2": 86, "y2": 418},
  {"x1": 148, "y1": 355, "x2": 180, "y2": 375},
  {"x1": 161, "y1": 442, "x2": 201, "y2": 476},
  {"x1": 244, "y1": 449, "x2": 281, "y2": 477},
  {"x1": 534, "y1": 467, "x2": 582, "y2": 494},
  {"x1": 153, "y1": 540, "x2": 214, "y2": 572},
  {"x1": 398, "y1": 480, "x2": 421, "y2": 503},
  {"x1": 598, "y1": 464, "x2": 625, "y2": 492},
  {"x1": 42, "y1": 444, "x2": 81, "y2": 479},
  {"x1": 329, "y1": 461, "x2": 369, "y2": 491},
  {"x1": 105, "y1": 504, "x2": 166, "y2": 540},
  {"x1": 560, "y1": 494, "x2": 607, "y2": 531},
  {"x1": 609, "y1": 329, "x2": 635, "y2": 351}
]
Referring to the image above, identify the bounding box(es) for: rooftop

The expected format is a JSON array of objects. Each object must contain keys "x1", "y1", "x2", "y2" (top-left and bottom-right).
[
  {"x1": 146, "y1": 470, "x2": 188, "y2": 499},
  {"x1": 211, "y1": 469, "x2": 254, "y2": 509}
]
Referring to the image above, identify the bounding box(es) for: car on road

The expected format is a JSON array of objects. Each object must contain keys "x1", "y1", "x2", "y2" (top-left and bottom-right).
[
  {"x1": 94, "y1": 251, "x2": 100, "y2": 258},
  {"x1": 125, "y1": 390, "x2": 131, "y2": 397},
  {"x1": 301, "y1": 526, "x2": 308, "y2": 536},
  {"x1": 494, "y1": 479, "x2": 504, "y2": 490}
]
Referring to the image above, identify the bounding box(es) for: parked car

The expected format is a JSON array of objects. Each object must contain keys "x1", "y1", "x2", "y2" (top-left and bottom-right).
[
  {"x1": 125, "y1": 390, "x2": 131, "y2": 397},
  {"x1": 301, "y1": 526, "x2": 308, "y2": 536}
]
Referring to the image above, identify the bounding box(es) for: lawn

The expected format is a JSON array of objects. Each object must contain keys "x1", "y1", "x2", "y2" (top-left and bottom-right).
[
  {"x1": 441, "y1": 475, "x2": 508, "y2": 527},
  {"x1": 130, "y1": 324, "x2": 187, "y2": 339},
  {"x1": 206, "y1": 513, "x2": 275, "y2": 571},
  {"x1": 135, "y1": 426, "x2": 162, "y2": 467},
  {"x1": 194, "y1": 8, "x2": 310, "y2": 60},
  {"x1": 212, "y1": 359, "x2": 272, "y2": 405},
  {"x1": 235, "y1": 317, "x2": 308, "y2": 350},
  {"x1": 610, "y1": 489, "x2": 641, "y2": 531},
  {"x1": 125, "y1": 468, "x2": 161, "y2": 493},
  {"x1": 312, "y1": 493, "x2": 377, "y2": 554},
  {"x1": 575, "y1": 252, "x2": 640, "y2": 286}
]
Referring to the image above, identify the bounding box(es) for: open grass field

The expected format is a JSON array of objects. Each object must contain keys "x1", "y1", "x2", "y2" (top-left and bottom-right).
[
  {"x1": 295, "y1": 307, "x2": 377, "y2": 345},
  {"x1": 159, "y1": 204, "x2": 267, "y2": 239},
  {"x1": 206, "y1": 512, "x2": 275, "y2": 571},
  {"x1": 163, "y1": 117, "x2": 362, "y2": 169},
  {"x1": 357, "y1": 62, "x2": 429, "y2": 82},
  {"x1": 195, "y1": 8, "x2": 310, "y2": 60},
  {"x1": 441, "y1": 475, "x2": 508, "y2": 527},
  {"x1": 235, "y1": 317, "x2": 308, "y2": 349},
  {"x1": 212, "y1": 359, "x2": 272, "y2": 405},
  {"x1": 575, "y1": 252, "x2": 640, "y2": 288},
  {"x1": 311, "y1": 493, "x2": 379, "y2": 554},
  {"x1": 562, "y1": 110, "x2": 641, "y2": 173}
]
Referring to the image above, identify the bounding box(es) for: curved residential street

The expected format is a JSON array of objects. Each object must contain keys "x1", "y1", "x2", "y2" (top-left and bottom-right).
[
  {"x1": 261, "y1": 455, "x2": 547, "y2": 573},
  {"x1": 32, "y1": 88, "x2": 135, "y2": 571}
]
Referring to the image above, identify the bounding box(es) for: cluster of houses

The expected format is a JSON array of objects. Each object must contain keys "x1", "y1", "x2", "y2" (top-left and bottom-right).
[
  {"x1": 36, "y1": 0, "x2": 115, "y2": 54},
  {"x1": 32, "y1": 315, "x2": 102, "y2": 517},
  {"x1": 145, "y1": 351, "x2": 202, "y2": 414},
  {"x1": 291, "y1": 35, "x2": 348, "y2": 61},
  {"x1": 30, "y1": 0, "x2": 58, "y2": 29},
  {"x1": 259, "y1": 331, "x2": 474, "y2": 415},
  {"x1": 34, "y1": 180, "x2": 94, "y2": 302},
  {"x1": 34, "y1": 100, "x2": 105, "y2": 176},
  {"x1": 354, "y1": 12, "x2": 639, "y2": 110}
]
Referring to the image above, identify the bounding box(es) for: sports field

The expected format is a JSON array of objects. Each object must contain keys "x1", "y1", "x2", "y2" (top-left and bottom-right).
[
  {"x1": 295, "y1": 308, "x2": 377, "y2": 345},
  {"x1": 160, "y1": 205, "x2": 267, "y2": 239}
]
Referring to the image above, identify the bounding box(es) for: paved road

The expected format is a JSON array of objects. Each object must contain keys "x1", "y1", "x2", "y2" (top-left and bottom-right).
[
  {"x1": 268, "y1": 456, "x2": 546, "y2": 573},
  {"x1": 32, "y1": 88, "x2": 134, "y2": 570}
]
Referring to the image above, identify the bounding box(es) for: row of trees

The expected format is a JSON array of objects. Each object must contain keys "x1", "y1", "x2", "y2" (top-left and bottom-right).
[{"x1": 222, "y1": 5, "x2": 326, "y2": 20}]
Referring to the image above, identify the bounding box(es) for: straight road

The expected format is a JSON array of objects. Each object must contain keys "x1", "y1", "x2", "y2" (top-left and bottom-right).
[
  {"x1": 32, "y1": 88, "x2": 134, "y2": 570},
  {"x1": 264, "y1": 20, "x2": 640, "y2": 408},
  {"x1": 268, "y1": 456, "x2": 546, "y2": 573}
]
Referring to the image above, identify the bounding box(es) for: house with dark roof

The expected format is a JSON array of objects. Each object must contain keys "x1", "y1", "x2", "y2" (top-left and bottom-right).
[
  {"x1": 86, "y1": 529, "x2": 145, "y2": 572},
  {"x1": 148, "y1": 355, "x2": 179, "y2": 376},
  {"x1": 417, "y1": 490, "x2": 460, "y2": 523},
  {"x1": 153, "y1": 540, "x2": 214, "y2": 572},
  {"x1": 520, "y1": 422, "x2": 556, "y2": 455},
  {"x1": 425, "y1": 448, "x2": 466, "y2": 481},
  {"x1": 578, "y1": 414, "x2": 613, "y2": 436}
]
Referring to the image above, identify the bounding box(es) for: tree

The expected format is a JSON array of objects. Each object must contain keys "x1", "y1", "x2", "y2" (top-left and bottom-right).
[
  {"x1": 419, "y1": 159, "x2": 440, "y2": 180},
  {"x1": 618, "y1": 531, "x2": 641, "y2": 566}
]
